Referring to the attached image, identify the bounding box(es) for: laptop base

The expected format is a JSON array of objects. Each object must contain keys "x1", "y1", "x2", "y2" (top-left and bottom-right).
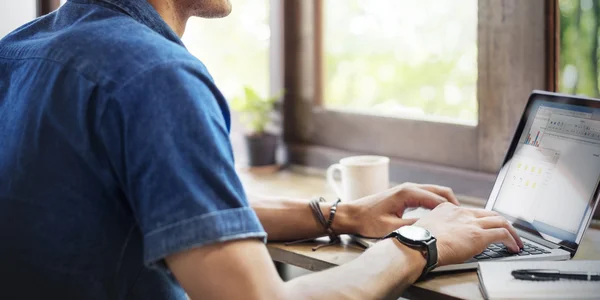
[{"x1": 351, "y1": 235, "x2": 571, "y2": 273}]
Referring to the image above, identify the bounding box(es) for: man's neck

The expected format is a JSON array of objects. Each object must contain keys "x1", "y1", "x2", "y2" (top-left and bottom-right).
[{"x1": 147, "y1": 0, "x2": 187, "y2": 37}]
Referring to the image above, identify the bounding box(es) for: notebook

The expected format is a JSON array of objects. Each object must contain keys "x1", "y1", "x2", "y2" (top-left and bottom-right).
[{"x1": 478, "y1": 261, "x2": 600, "y2": 299}]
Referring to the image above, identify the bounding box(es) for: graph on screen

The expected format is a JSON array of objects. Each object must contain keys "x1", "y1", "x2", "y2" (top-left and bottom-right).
[{"x1": 523, "y1": 113, "x2": 548, "y2": 147}]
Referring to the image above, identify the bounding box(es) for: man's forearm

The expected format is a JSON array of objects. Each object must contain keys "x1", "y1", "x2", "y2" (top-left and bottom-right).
[
  {"x1": 168, "y1": 238, "x2": 426, "y2": 300},
  {"x1": 283, "y1": 238, "x2": 426, "y2": 299},
  {"x1": 249, "y1": 195, "x2": 425, "y2": 298},
  {"x1": 249, "y1": 195, "x2": 358, "y2": 241}
]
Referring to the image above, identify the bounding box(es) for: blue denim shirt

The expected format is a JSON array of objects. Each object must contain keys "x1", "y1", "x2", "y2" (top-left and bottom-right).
[{"x1": 0, "y1": 0, "x2": 266, "y2": 298}]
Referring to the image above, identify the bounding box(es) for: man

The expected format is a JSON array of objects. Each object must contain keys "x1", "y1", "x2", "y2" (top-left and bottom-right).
[{"x1": 0, "y1": 0, "x2": 523, "y2": 299}]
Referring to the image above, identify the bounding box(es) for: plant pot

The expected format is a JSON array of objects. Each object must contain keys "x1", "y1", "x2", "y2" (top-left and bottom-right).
[{"x1": 245, "y1": 133, "x2": 278, "y2": 167}]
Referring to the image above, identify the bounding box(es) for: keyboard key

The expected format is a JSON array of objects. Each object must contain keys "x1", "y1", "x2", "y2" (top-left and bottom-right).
[
  {"x1": 483, "y1": 250, "x2": 497, "y2": 256},
  {"x1": 486, "y1": 252, "x2": 502, "y2": 258},
  {"x1": 495, "y1": 250, "x2": 514, "y2": 256},
  {"x1": 542, "y1": 250, "x2": 551, "y2": 254},
  {"x1": 529, "y1": 251, "x2": 543, "y2": 255},
  {"x1": 517, "y1": 252, "x2": 531, "y2": 256},
  {"x1": 474, "y1": 254, "x2": 490, "y2": 260}
]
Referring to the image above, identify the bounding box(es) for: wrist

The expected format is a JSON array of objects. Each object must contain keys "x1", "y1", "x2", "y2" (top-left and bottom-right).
[
  {"x1": 320, "y1": 201, "x2": 360, "y2": 235},
  {"x1": 389, "y1": 238, "x2": 427, "y2": 282}
]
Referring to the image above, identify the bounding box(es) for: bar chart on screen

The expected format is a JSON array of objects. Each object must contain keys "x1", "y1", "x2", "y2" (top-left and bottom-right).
[
  {"x1": 525, "y1": 131, "x2": 541, "y2": 147},
  {"x1": 523, "y1": 115, "x2": 548, "y2": 147}
]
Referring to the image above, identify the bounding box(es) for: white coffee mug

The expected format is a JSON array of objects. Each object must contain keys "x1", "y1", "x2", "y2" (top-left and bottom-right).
[{"x1": 326, "y1": 155, "x2": 390, "y2": 201}]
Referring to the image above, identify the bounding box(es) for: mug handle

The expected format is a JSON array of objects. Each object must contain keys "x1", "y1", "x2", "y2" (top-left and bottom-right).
[{"x1": 326, "y1": 163, "x2": 344, "y2": 199}]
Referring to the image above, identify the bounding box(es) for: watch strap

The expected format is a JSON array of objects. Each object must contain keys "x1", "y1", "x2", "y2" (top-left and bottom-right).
[
  {"x1": 417, "y1": 238, "x2": 438, "y2": 281},
  {"x1": 385, "y1": 228, "x2": 438, "y2": 281}
]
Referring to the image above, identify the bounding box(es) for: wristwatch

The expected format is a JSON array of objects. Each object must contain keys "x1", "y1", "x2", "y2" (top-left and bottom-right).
[{"x1": 385, "y1": 225, "x2": 438, "y2": 280}]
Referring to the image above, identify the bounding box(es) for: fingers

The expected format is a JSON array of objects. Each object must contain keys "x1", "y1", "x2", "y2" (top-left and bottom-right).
[
  {"x1": 465, "y1": 208, "x2": 499, "y2": 218},
  {"x1": 478, "y1": 216, "x2": 524, "y2": 249},
  {"x1": 469, "y1": 209, "x2": 523, "y2": 249},
  {"x1": 399, "y1": 187, "x2": 449, "y2": 211},
  {"x1": 409, "y1": 184, "x2": 460, "y2": 206},
  {"x1": 483, "y1": 228, "x2": 521, "y2": 252}
]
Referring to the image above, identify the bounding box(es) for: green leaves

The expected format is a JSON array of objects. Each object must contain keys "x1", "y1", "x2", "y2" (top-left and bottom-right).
[{"x1": 231, "y1": 86, "x2": 284, "y2": 134}]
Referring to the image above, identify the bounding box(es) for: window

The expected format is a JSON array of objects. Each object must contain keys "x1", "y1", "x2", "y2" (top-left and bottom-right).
[
  {"x1": 0, "y1": 0, "x2": 36, "y2": 37},
  {"x1": 324, "y1": 0, "x2": 478, "y2": 125},
  {"x1": 558, "y1": 0, "x2": 600, "y2": 98},
  {"x1": 283, "y1": 0, "x2": 548, "y2": 199}
]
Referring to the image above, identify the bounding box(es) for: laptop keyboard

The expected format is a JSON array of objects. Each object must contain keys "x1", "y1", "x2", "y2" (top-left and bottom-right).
[{"x1": 473, "y1": 242, "x2": 551, "y2": 260}]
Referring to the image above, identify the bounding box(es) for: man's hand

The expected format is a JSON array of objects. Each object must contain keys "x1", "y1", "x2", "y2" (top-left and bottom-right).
[
  {"x1": 415, "y1": 202, "x2": 524, "y2": 266},
  {"x1": 341, "y1": 183, "x2": 460, "y2": 238}
]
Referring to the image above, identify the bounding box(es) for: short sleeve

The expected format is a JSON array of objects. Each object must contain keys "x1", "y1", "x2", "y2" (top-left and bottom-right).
[{"x1": 99, "y1": 61, "x2": 266, "y2": 266}]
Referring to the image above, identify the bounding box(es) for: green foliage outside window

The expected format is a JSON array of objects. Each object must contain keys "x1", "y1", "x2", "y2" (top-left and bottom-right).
[
  {"x1": 559, "y1": 0, "x2": 600, "y2": 98},
  {"x1": 323, "y1": 0, "x2": 478, "y2": 124}
]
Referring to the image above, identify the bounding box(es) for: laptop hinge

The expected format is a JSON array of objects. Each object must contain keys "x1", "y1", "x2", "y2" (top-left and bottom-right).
[{"x1": 516, "y1": 229, "x2": 561, "y2": 249}]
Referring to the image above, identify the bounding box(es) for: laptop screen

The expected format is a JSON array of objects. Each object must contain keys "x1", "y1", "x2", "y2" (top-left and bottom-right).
[{"x1": 491, "y1": 97, "x2": 600, "y2": 248}]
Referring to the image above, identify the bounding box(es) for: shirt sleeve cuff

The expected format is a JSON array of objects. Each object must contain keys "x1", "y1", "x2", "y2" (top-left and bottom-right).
[{"x1": 143, "y1": 207, "x2": 267, "y2": 266}]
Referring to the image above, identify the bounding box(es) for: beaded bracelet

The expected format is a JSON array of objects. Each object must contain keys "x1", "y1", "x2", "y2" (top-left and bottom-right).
[{"x1": 326, "y1": 199, "x2": 341, "y2": 234}]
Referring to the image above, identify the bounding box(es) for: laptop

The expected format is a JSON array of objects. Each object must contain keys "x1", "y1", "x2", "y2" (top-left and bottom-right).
[{"x1": 354, "y1": 90, "x2": 600, "y2": 272}]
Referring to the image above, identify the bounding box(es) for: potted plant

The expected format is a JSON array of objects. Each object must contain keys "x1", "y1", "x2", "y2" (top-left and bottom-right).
[{"x1": 231, "y1": 86, "x2": 283, "y2": 167}]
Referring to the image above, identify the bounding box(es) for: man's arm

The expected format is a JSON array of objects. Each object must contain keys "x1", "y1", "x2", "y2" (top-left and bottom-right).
[
  {"x1": 167, "y1": 203, "x2": 524, "y2": 300},
  {"x1": 250, "y1": 183, "x2": 460, "y2": 241},
  {"x1": 166, "y1": 236, "x2": 425, "y2": 300},
  {"x1": 249, "y1": 195, "x2": 357, "y2": 241}
]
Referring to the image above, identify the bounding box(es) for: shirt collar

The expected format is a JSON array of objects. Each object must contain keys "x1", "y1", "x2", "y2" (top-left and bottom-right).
[{"x1": 68, "y1": 0, "x2": 184, "y2": 46}]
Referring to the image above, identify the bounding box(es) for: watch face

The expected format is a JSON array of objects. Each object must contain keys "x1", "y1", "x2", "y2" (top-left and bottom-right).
[{"x1": 398, "y1": 225, "x2": 432, "y2": 242}]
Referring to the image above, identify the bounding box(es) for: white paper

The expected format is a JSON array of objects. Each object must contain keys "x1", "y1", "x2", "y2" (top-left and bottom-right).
[{"x1": 478, "y1": 261, "x2": 600, "y2": 299}]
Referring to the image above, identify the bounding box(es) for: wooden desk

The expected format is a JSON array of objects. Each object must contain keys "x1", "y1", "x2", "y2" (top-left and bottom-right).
[
  {"x1": 267, "y1": 232, "x2": 600, "y2": 300},
  {"x1": 238, "y1": 169, "x2": 600, "y2": 300}
]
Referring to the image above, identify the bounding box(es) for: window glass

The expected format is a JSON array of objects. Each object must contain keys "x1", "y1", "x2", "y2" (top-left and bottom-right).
[
  {"x1": 558, "y1": 0, "x2": 600, "y2": 98},
  {"x1": 0, "y1": 0, "x2": 36, "y2": 37},
  {"x1": 324, "y1": 0, "x2": 478, "y2": 125}
]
